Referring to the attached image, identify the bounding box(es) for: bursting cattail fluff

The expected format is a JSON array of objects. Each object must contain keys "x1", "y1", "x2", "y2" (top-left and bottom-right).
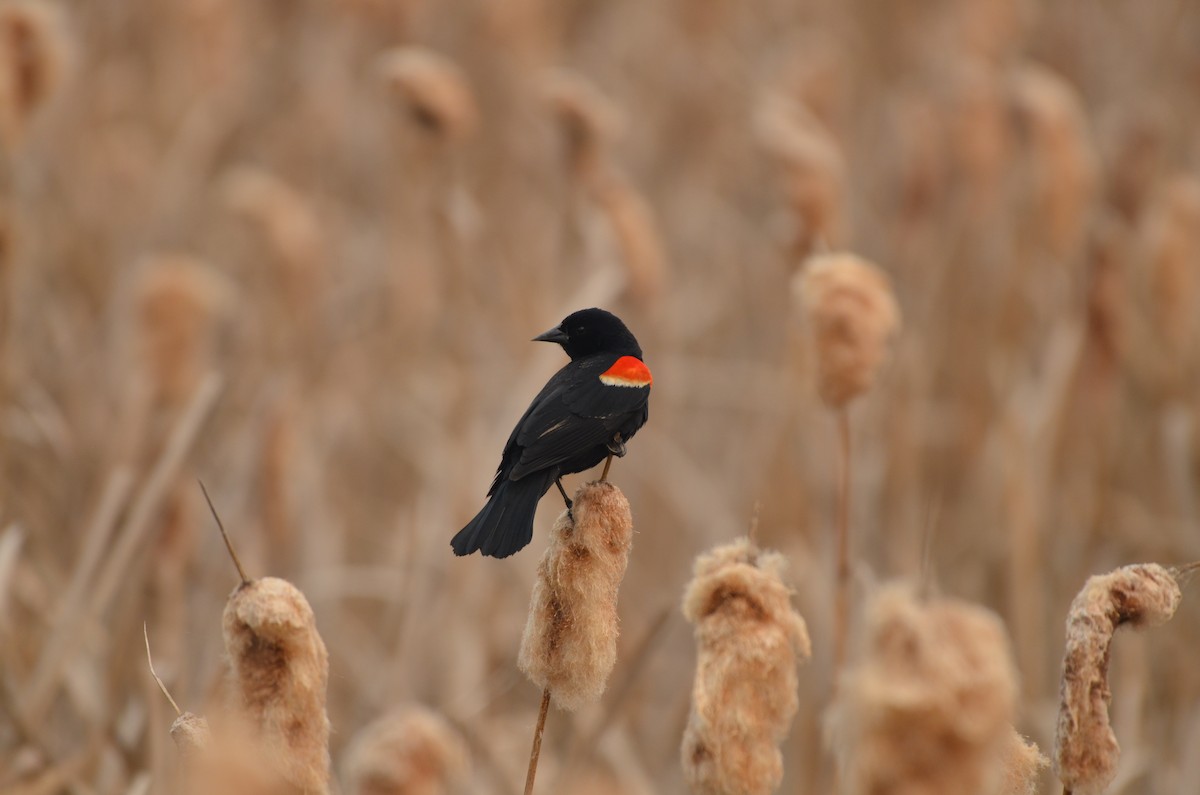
[
  {"x1": 223, "y1": 577, "x2": 332, "y2": 795},
  {"x1": 797, "y1": 252, "x2": 900, "y2": 408},
  {"x1": 518, "y1": 481, "x2": 634, "y2": 711},
  {"x1": 342, "y1": 706, "x2": 469, "y2": 795},
  {"x1": 1000, "y1": 728, "x2": 1048, "y2": 795},
  {"x1": 0, "y1": 0, "x2": 67, "y2": 150},
  {"x1": 681, "y1": 538, "x2": 811, "y2": 795},
  {"x1": 1054, "y1": 563, "x2": 1182, "y2": 795},
  {"x1": 376, "y1": 47, "x2": 477, "y2": 142},
  {"x1": 826, "y1": 584, "x2": 1018, "y2": 795}
]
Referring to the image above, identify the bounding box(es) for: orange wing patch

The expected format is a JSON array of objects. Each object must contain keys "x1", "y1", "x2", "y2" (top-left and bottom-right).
[{"x1": 599, "y1": 356, "x2": 653, "y2": 388}]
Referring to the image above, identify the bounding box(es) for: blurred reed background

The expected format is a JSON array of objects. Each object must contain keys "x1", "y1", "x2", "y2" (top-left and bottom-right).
[{"x1": 2, "y1": 0, "x2": 1199, "y2": 792}]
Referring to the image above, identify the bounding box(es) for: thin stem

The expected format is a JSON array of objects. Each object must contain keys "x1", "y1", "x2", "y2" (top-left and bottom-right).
[
  {"x1": 524, "y1": 689, "x2": 552, "y2": 795},
  {"x1": 144, "y1": 623, "x2": 182, "y2": 717},
  {"x1": 199, "y1": 479, "x2": 249, "y2": 586},
  {"x1": 834, "y1": 409, "x2": 852, "y2": 672}
]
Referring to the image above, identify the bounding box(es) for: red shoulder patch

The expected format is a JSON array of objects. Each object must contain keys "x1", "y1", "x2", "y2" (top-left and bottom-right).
[{"x1": 599, "y1": 356, "x2": 653, "y2": 388}]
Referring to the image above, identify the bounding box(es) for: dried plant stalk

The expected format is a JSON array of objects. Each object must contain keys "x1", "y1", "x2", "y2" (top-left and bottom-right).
[
  {"x1": 541, "y1": 69, "x2": 623, "y2": 182},
  {"x1": 797, "y1": 252, "x2": 901, "y2": 409},
  {"x1": 1054, "y1": 563, "x2": 1182, "y2": 795},
  {"x1": 827, "y1": 584, "x2": 1018, "y2": 795},
  {"x1": 342, "y1": 706, "x2": 470, "y2": 795},
  {"x1": 681, "y1": 537, "x2": 811, "y2": 795},
  {"x1": 376, "y1": 47, "x2": 478, "y2": 142},
  {"x1": 518, "y1": 480, "x2": 634, "y2": 711},
  {"x1": 223, "y1": 576, "x2": 332, "y2": 795}
]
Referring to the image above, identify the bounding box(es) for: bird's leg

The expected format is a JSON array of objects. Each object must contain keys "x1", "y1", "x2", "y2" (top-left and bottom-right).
[
  {"x1": 555, "y1": 477, "x2": 574, "y2": 519},
  {"x1": 600, "y1": 454, "x2": 613, "y2": 481},
  {"x1": 606, "y1": 432, "x2": 626, "y2": 457}
]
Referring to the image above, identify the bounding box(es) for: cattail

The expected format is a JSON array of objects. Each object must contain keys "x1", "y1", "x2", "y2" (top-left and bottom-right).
[
  {"x1": 827, "y1": 584, "x2": 1018, "y2": 795},
  {"x1": 223, "y1": 576, "x2": 331, "y2": 795},
  {"x1": 796, "y1": 252, "x2": 900, "y2": 409},
  {"x1": 222, "y1": 167, "x2": 324, "y2": 317},
  {"x1": 680, "y1": 537, "x2": 811, "y2": 795},
  {"x1": 136, "y1": 255, "x2": 231, "y2": 406},
  {"x1": 0, "y1": 0, "x2": 68, "y2": 151},
  {"x1": 1000, "y1": 729, "x2": 1048, "y2": 795},
  {"x1": 518, "y1": 480, "x2": 634, "y2": 710},
  {"x1": 1008, "y1": 63, "x2": 1097, "y2": 260},
  {"x1": 342, "y1": 706, "x2": 470, "y2": 795},
  {"x1": 590, "y1": 174, "x2": 668, "y2": 304},
  {"x1": 1137, "y1": 177, "x2": 1200, "y2": 360},
  {"x1": 169, "y1": 712, "x2": 211, "y2": 761},
  {"x1": 1054, "y1": 563, "x2": 1182, "y2": 795},
  {"x1": 376, "y1": 47, "x2": 478, "y2": 143},
  {"x1": 541, "y1": 69, "x2": 623, "y2": 182},
  {"x1": 754, "y1": 92, "x2": 846, "y2": 256}
]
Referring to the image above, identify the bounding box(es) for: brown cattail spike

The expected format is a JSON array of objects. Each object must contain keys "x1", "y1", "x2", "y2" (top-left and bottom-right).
[
  {"x1": 827, "y1": 584, "x2": 1018, "y2": 795},
  {"x1": 0, "y1": 0, "x2": 67, "y2": 151},
  {"x1": 1054, "y1": 563, "x2": 1182, "y2": 795},
  {"x1": 681, "y1": 538, "x2": 811, "y2": 795},
  {"x1": 342, "y1": 706, "x2": 470, "y2": 795},
  {"x1": 518, "y1": 480, "x2": 634, "y2": 710},
  {"x1": 797, "y1": 252, "x2": 901, "y2": 409},
  {"x1": 223, "y1": 576, "x2": 331, "y2": 794},
  {"x1": 376, "y1": 47, "x2": 478, "y2": 142}
]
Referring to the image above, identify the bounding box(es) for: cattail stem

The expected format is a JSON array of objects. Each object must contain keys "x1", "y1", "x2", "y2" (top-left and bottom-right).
[
  {"x1": 524, "y1": 688, "x2": 551, "y2": 795},
  {"x1": 834, "y1": 408, "x2": 851, "y2": 671}
]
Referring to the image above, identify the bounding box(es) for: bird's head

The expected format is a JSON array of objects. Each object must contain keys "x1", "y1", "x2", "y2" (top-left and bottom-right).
[{"x1": 533, "y1": 307, "x2": 643, "y2": 361}]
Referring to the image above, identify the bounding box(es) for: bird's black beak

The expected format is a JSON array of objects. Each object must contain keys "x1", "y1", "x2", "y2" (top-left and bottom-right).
[{"x1": 533, "y1": 325, "x2": 569, "y2": 345}]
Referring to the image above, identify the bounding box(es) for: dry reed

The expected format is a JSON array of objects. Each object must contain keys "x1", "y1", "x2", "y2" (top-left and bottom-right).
[
  {"x1": 541, "y1": 69, "x2": 623, "y2": 182},
  {"x1": 680, "y1": 537, "x2": 811, "y2": 795},
  {"x1": 827, "y1": 584, "x2": 1018, "y2": 795},
  {"x1": 342, "y1": 706, "x2": 470, "y2": 795},
  {"x1": 1054, "y1": 563, "x2": 1183, "y2": 795},
  {"x1": 223, "y1": 576, "x2": 332, "y2": 795}
]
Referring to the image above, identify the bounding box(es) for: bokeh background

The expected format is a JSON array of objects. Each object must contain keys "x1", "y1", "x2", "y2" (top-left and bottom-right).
[{"x1": 3, "y1": 0, "x2": 1200, "y2": 792}]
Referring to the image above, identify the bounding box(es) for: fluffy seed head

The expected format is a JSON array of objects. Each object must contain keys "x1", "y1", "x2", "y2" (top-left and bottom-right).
[
  {"x1": 169, "y1": 712, "x2": 211, "y2": 761},
  {"x1": 681, "y1": 537, "x2": 811, "y2": 795},
  {"x1": 136, "y1": 255, "x2": 231, "y2": 405},
  {"x1": 797, "y1": 252, "x2": 901, "y2": 408},
  {"x1": 223, "y1": 576, "x2": 331, "y2": 795},
  {"x1": 1054, "y1": 563, "x2": 1182, "y2": 795},
  {"x1": 754, "y1": 92, "x2": 846, "y2": 254},
  {"x1": 827, "y1": 584, "x2": 1018, "y2": 795},
  {"x1": 342, "y1": 706, "x2": 469, "y2": 795},
  {"x1": 0, "y1": 0, "x2": 67, "y2": 150},
  {"x1": 518, "y1": 480, "x2": 634, "y2": 711},
  {"x1": 377, "y1": 47, "x2": 478, "y2": 142},
  {"x1": 999, "y1": 729, "x2": 1048, "y2": 795}
]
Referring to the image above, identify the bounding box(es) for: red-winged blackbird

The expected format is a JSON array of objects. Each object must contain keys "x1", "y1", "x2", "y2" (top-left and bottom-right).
[{"x1": 452, "y1": 308, "x2": 651, "y2": 558}]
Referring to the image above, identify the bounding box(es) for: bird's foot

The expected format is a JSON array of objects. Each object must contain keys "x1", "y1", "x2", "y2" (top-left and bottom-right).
[
  {"x1": 555, "y1": 478, "x2": 574, "y2": 519},
  {"x1": 607, "y1": 432, "x2": 627, "y2": 457}
]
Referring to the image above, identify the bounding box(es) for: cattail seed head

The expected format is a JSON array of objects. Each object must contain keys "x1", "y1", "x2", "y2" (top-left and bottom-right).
[
  {"x1": 1000, "y1": 729, "x2": 1048, "y2": 795},
  {"x1": 681, "y1": 537, "x2": 811, "y2": 795},
  {"x1": 1054, "y1": 563, "x2": 1182, "y2": 795},
  {"x1": 169, "y1": 712, "x2": 211, "y2": 760},
  {"x1": 135, "y1": 255, "x2": 231, "y2": 405},
  {"x1": 342, "y1": 706, "x2": 470, "y2": 795},
  {"x1": 796, "y1": 252, "x2": 901, "y2": 409},
  {"x1": 0, "y1": 0, "x2": 68, "y2": 151},
  {"x1": 376, "y1": 47, "x2": 478, "y2": 143},
  {"x1": 754, "y1": 93, "x2": 846, "y2": 255},
  {"x1": 541, "y1": 69, "x2": 623, "y2": 182},
  {"x1": 518, "y1": 480, "x2": 634, "y2": 711},
  {"x1": 223, "y1": 576, "x2": 331, "y2": 795},
  {"x1": 827, "y1": 584, "x2": 1018, "y2": 795}
]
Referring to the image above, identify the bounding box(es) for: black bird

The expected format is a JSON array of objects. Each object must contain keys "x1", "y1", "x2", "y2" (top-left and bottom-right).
[{"x1": 452, "y1": 308, "x2": 651, "y2": 558}]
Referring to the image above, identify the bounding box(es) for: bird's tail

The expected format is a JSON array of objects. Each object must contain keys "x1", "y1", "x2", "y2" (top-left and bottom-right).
[{"x1": 451, "y1": 472, "x2": 555, "y2": 558}]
